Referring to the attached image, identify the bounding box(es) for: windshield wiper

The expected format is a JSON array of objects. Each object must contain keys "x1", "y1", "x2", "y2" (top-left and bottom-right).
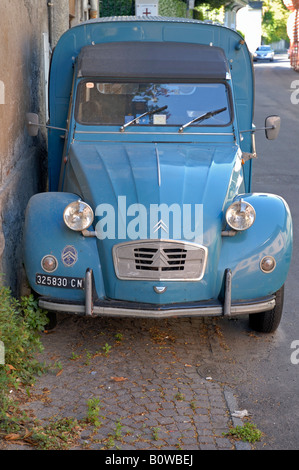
[
  {"x1": 178, "y1": 107, "x2": 227, "y2": 133},
  {"x1": 120, "y1": 105, "x2": 168, "y2": 132}
]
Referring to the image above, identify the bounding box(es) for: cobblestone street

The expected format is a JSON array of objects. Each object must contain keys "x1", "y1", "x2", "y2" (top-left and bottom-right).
[{"x1": 1, "y1": 314, "x2": 250, "y2": 451}]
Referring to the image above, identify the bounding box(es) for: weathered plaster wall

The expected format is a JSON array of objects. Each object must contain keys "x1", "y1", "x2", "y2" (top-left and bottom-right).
[
  {"x1": 49, "y1": 0, "x2": 70, "y2": 47},
  {"x1": 0, "y1": 1, "x2": 49, "y2": 295},
  {"x1": 0, "y1": 0, "x2": 98, "y2": 296}
]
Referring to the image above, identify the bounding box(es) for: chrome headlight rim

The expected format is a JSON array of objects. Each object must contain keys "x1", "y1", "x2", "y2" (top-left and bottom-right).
[
  {"x1": 63, "y1": 200, "x2": 94, "y2": 232},
  {"x1": 225, "y1": 199, "x2": 256, "y2": 231}
]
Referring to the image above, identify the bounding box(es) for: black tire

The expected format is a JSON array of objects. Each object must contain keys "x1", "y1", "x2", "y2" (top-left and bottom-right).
[
  {"x1": 249, "y1": 285, "x2": 284, "y2": 333},
  {"x1": 44, "y1": 311, "x2": 57, "y2": 330}
]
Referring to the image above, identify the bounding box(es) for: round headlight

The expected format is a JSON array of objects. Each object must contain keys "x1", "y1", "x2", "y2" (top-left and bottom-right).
[
  {"x1": 63, "y1": 200, "x2": 94, "y2": 231},
  {"x1": 226, "y1": 199, "x2": 255, "y2": 231}
]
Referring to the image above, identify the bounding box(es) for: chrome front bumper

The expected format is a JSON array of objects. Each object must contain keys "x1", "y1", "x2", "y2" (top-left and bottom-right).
[{"x1": 38, "y1": 268, "x2": 276, "y2": 318}]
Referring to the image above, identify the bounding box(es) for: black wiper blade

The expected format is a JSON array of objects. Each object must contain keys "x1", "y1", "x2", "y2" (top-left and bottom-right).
[
  {"x1": 120, "y1": 105, "x2": 168, "y2": 132},
  {"x1": 178, "y1": 107, "x2": 227, "y2": 133}
]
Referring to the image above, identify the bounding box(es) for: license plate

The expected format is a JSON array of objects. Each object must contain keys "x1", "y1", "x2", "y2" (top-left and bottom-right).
[{"x1": 35, "y1": 274, "x2": 84, "y2": 289}]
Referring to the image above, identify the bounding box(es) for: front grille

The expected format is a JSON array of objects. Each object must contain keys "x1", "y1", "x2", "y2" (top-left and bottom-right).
[
  {"x1": 113, "y1": 240, "x2": 207, "y2": 281},
  {"x1": 134, "y1": 247, "x2": 187, "y2": 271}
]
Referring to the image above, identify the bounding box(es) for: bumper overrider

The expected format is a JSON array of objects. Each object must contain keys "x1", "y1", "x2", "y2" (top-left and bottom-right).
[{"x1": 38, "y1": 268, "x2": 276, "y2": 318}]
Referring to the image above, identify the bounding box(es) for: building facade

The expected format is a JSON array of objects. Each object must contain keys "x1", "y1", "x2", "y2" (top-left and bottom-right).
[{"x1": 0, "y1": 0, "x2": 98, "y2": 295}]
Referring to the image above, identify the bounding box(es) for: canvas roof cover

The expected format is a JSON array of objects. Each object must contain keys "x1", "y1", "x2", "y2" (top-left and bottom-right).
[{"x1": 77, "y1": 41, "x2": 230, "y2": 80}]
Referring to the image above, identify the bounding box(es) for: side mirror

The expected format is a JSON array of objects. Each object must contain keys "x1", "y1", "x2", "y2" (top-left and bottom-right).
[
  {"x1": 265, "y1": 115, "x2": 280, "y2": 140},
  {"x1": 25, "y1": 113, "x2": 67, "y2": 136},
  {"x1": 26, "y1": 113, "x2": 39, "y2": 137}
]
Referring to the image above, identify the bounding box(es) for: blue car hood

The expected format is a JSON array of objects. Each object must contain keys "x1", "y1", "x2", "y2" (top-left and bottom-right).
[{"x1": 65, "y1": 141, "x2": 242, "y2": 302}]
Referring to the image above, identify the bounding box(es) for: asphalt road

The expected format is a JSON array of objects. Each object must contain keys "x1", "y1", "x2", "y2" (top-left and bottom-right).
[{"x1": 215, "y1": 54, "x2": 299, "y2": 450}]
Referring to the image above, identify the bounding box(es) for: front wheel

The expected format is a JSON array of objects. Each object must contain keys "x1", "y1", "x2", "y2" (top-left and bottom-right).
[
  {"x1": 44, "y1": 311, "x2": 57, "y2": 331},
  {"x1": 249, "y1": 285, "x2": 284, "y2": 333}
]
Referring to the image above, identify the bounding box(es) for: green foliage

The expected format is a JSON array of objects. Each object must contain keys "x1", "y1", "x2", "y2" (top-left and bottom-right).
[
  {"x1": 100, "y1": 0, "x2": 134, "y2": 16},
  {"x1": 193, "y1": 8, "x2": 204, "y2": 20},
  {"x1": 193, "y1": 0, "x2": 227, "y2": 9},
  {"x1": 159, "y1": 0, "x2": 187, "y2": 17},
  {"x1": 0, "y1": 287, "x2": 48, "y2": 431},
  {"x1": 152, "y1": 426, "x2": 160, "y2": 441},
  {"x1": 174, "y1": 391, "x2": 185, "y2": 401},
  {"x1": 100, "y1": 0, "x2": 188, "y2": 18},
  {"x1": 86, "y1": 397, "x2": 103, "y2": 427},
  {"x1": 99, "y1": 0, "x2": 228, "y2": 19},
  {"x1": 114, "y1": 332, "x2": 123, "y2": 342},
  {"x1": 262, "y1": 0, "x2": 289, "y2": 43},
  {"x1": 30, "y1": 417, "x2": 80, "y2": 450},
  {"x1": 20, "y1": 294, "x2": 49, "y2": 332},
  {"x1": 224, "y1": 422, "x2": 262, "y2": 443},
  {"x1": 102, "y1": 342, "x2": 112, "y2": 356},
  {"x1": 113, "y1": 418, "x2": 124, "y2": 439}
]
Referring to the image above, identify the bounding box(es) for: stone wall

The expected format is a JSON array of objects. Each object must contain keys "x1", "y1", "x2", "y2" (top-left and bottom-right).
[
  {"x1": 0, "y1": 1, "x2": 48, "y2": 294},
  {"x1": 0, "y1": 0, "x2": 99, "y2": 296},
  {"x1": 0, "y1": 1, "x2": 75, "y2": 295}
]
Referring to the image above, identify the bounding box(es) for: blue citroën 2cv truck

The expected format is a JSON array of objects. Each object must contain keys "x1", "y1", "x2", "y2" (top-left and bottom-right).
[{"x1": 24, "y1": 17, "x2": 293, "y2": 333}]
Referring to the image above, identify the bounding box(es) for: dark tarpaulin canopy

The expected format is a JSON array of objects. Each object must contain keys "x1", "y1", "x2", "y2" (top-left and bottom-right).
[{"x1": 77, "y1": 41, "x2": 229, "y2": 80}]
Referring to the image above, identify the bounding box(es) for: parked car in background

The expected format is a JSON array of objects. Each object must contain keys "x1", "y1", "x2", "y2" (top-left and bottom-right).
[{"x1": 253, "y1": 45, "x2": 275, "y2": 62}]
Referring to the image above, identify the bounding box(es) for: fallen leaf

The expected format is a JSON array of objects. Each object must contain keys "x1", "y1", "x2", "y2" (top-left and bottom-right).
[
  {"x1": 6, "y1": 364, "x2": 17, "y2": 375},
  {"x1": 23, "y1": 429, "x2": 33, "y2": 439},
  {"x1": 56, "y1": 369, "x2": 63, "y2": 377},
  {"x1": 110, "y1": 376, "x2": 128, "y2": 382},
  {"x1": 4, "y1": 433, "x2": 22, "y2": 441},
  {"x1": 6, "y1": 440, "x2": 30, "y2": 446}
]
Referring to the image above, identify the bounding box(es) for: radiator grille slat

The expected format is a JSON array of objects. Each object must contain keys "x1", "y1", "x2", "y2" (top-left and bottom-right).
[{"x1": 113, "y1": 240, "x2": 208, "y2": 281}]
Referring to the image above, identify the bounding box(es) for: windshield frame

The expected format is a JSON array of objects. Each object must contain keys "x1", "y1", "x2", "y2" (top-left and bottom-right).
[{"x1": 74, "y1": 78, "x2": 234, "y2": 129}]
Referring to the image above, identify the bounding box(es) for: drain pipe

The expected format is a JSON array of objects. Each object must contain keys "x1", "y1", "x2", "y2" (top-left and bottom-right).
[
  {"x1": 48, "y1": 0, "x2": 69, "y2": 49},
  {"x1": 47, "y1": 2, "x2": 54, "y2": 49},
  {"x1": 82, "y1": 0, "x2": 99, "y2": 21},
  {"x1": 82, "y1": 0, "x2": 89, "y2": 21},
  {"x1": 89, "y1": 0, "x2": 98, "y2": 18}
]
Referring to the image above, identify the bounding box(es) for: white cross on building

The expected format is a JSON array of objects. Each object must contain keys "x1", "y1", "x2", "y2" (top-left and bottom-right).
[{"x1": 135, "y1": 1, "x2": 159, "y2": 17}]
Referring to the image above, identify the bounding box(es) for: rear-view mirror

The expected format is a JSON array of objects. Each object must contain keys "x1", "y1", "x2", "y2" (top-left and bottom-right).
[{"x1": 265, "y1": 115, "x2": 280, "y2": 140}]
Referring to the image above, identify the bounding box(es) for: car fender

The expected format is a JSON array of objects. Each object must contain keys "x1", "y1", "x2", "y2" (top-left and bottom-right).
[
  {"x1": 23, "y1": 192, "x2": 105, "y2": 300},
  {"x1": 218, "y1": 193, "x2": 293, "y2": 300}
]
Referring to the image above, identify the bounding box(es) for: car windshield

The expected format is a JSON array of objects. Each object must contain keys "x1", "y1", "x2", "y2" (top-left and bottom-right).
[
  {"x1": 258, "y1": 46, "x2": 271, "y2": 51},
  {"x1": 75, "y1": 81, "x2": 231, "y2": 127}
]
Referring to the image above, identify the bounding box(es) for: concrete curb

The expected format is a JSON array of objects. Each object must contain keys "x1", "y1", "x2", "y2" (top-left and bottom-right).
[{"x1": 224, "y1": 388, "x2": 252, "y2": 450}]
